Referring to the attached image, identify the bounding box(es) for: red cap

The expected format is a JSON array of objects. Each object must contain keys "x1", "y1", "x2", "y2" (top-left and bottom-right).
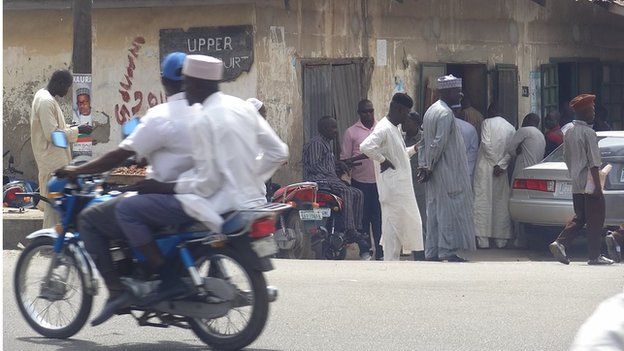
[{"x1": 569, "y1": 94, "x2": 596, "y2": 111}]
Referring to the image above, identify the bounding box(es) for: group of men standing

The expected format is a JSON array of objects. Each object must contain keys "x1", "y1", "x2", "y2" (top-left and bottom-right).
[
  {"x1": 304, "y1": 72, "x2": 621, "y2": 265},
  {"x1": 305, "y1": 75, "x2": 477, "y2": 262}
]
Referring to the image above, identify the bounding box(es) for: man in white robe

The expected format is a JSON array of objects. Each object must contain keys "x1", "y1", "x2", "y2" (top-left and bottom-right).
[
  {"x1": 473, "y1": 104, "x2": 516, "y2": 249},
  {"x1": 418, "y1": 75, "x2": 476, "y2": 262},
  {"x1": 360, "y1": 93, "x2": 424, "y2": 261}
]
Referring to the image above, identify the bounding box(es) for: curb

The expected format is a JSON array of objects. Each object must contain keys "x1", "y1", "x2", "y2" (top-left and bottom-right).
[{"x1": 3, "y1": 209, "x2": 44, "y2": 249}]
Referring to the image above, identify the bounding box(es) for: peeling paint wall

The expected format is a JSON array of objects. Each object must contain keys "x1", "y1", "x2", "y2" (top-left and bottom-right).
[{"x1": 4, "y1": 0, "x2": 624, "y2": 185}]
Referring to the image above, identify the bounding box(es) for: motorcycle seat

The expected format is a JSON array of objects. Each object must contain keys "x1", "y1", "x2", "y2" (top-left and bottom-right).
[{"x1": 154, "y1": 211, "x2": 248, "y2": 236}]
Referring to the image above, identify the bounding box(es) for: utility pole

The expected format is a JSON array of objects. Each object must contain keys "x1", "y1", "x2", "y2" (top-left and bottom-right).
[{"x1": 72, "y1": 0, "x2": 92, "y2": 74}]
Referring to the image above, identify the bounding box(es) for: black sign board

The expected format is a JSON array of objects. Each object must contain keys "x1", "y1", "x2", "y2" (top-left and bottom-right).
[{"x1": 159, "y1": 25, "x2": 254, "y2": 82}]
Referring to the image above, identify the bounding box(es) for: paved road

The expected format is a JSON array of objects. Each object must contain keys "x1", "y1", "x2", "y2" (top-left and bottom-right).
[{"x1": 4, "y1": 249, "x2": 623, "y2": 351}]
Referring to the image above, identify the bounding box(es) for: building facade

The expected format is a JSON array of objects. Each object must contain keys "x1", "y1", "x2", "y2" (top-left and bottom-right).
[{"x1": 4, "y1": 0, "x2": 624, "y2": 184}]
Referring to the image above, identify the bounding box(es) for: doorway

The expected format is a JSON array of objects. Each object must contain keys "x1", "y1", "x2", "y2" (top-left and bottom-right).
[
  {"x1": 301, "y1": 58, "x2": 373, "y2": 152},
  {"x1": 447, "y1": 63, "x2": 488, "y2": 115}
]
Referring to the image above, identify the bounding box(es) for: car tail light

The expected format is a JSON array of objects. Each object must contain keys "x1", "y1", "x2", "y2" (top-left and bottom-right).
[
  {"x1": 250, "y1": 218, "x2": 276, "y2": 239},
  {"x1": 513, "y1": 179, "x2": 555, "y2": 192}
]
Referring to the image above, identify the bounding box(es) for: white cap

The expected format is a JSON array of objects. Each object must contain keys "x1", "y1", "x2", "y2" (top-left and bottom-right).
[
  {"x1": 246, "y1": 98, "x2": 264, "y2": 111},
  {"x1": 182, "y1": 55, "x2": 224, "y2": 81},
  {"x1": 437, "y1": 74, "x2": 462, "y2": 90}
]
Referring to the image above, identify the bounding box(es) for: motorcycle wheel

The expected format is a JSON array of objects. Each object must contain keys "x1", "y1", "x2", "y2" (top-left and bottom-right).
[
  {"x1": 279, "y1": 212, "x2": 313, "y2": 259},
  {"x1": 14, "y1": 238, "x2": 93, "y2": 339},
  {"x1": 188, "y1": 246, "x2": 269, "y2": 351}
]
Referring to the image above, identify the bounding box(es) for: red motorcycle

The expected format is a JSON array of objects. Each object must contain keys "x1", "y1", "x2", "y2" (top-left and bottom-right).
[{"x1": 271, "y1": 181, "x2": 349, "y2": 260}]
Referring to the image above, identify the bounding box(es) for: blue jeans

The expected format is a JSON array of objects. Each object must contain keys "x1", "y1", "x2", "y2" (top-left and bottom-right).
[{"x1": 115, "y1": 194, "x2": 195, "y2": 248}]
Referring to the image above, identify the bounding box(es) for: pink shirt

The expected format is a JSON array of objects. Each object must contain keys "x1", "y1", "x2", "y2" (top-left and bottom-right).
[{"x1": 341, "y1": 120, "x2": 377, "y2": 183}]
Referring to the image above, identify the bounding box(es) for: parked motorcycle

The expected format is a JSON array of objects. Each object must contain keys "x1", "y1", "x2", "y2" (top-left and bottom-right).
[
  {"x1": 3, "y1": 150, "x2": 38, "y2": 208},
  {"x1": 272, "y1": 180, "x2": 355, "y2": 260},
  {"x1": 13, "y1": 130, "x2": 290, "y2": 351}
]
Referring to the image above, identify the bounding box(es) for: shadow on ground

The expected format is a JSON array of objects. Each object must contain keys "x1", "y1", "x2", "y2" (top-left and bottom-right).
[{"x1": 16, "y1": 336, "x2": 281, "y2": 351}]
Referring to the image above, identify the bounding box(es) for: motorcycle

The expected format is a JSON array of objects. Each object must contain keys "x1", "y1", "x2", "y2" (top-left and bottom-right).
[
  {"x1": 3, "y1": 150, "x2": 39, "y2": 208},
  {"x1": 13, "y1": 130, "x2": 290, "y2": 351},
  {"x1": 271, "y1": 180, "x2": 354, "y2": 260}
]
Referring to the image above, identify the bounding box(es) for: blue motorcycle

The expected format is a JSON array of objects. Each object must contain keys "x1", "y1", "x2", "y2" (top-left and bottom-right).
[{"x1": 13, "y1": 130, "x2": 290, "y2": 351}]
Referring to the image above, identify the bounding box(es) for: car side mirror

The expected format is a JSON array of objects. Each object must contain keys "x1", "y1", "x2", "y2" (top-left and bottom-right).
[
  {"x1": 122, "y1": 117, "x2": 140, "y2": 138},
  {"x1": 51, "y1": 131, "x2": 69, "y2": 148}
]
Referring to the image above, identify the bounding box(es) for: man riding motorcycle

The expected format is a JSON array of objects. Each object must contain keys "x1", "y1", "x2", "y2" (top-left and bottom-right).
[
  {"x1": 60, "y1": 54, "x2": 289, "y2": 326},
  {"x1": 57, "y1": 52, "x2": 195, "y2": 325}
]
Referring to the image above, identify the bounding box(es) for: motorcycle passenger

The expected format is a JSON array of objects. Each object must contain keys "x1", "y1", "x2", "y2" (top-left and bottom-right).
[
  {"x1": 56, "y1": 52, "x2": 196, "y2": 325},
  {"x1": 111, "y1": 55, "x2": 289, "y2": 315},
  {"x1": 302, "y1": 116, "x2": 371, "y2": 260}
]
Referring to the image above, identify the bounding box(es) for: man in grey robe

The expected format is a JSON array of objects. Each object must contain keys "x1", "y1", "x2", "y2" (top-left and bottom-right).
[
  {"x1": 506, "y1": 113, "x2": 546, "y2": 182},
  {"x1": 417, "y1": 75, "x2": 477, "y2": 262}
]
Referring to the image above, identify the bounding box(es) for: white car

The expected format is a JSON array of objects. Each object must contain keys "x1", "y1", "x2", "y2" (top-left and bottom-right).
[{"x1": 510, "y1": 131, "x2": 624, "y2": 231}]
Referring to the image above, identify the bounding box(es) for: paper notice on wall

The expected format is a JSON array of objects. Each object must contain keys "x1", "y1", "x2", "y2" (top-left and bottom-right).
[
  {"x1": 529, "y1": 71, "x2": 540, "y2": 114},
  {"x1": 72, "y1": 74, "x2": 93, "y2": 160},
  {"x1": 376, "y1": 39, "x2": 387, "y2": 67}
]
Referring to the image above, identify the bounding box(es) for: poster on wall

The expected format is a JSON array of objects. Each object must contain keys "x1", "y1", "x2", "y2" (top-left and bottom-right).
[
  {"x1": 159, "y1": 25, "x2": 254, "y2": 81},
  {"x1": 529, "y1": 71, "x2": 541, "y2": 114},
  {"x1": 72, "y1": 74, "x2": 93, "y2": 160}
]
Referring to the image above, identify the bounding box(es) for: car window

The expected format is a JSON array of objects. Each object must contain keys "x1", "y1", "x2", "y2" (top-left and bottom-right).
[
  {"x1": 543, "y1": 145, "x2": 564, "y2": 162},
  {"x1": 599, "y1": 137, "x2": 624, "y2": 157},
  {"x1": 542, "y1": 136, "x2": 624, "y2": 163}
]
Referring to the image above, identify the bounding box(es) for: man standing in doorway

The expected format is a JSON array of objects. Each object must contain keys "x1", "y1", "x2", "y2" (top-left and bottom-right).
[
  {"x1": 549, "y1": 94, "x2": 614, "y2": 265},
  {"x1": 461, "y1": 95, "x2": 484, "y2": 141},
  {"x1": 418, "y1": 75, "x2": 476, "y2": 262},
  {"x1": 341, "y1": 99, "x2": 383, "y2": 260},
  {"x1": 360, "y1": 93, "x2": 424, "y2": 261},
  {"x1": 303, "y1": 116, "x2": 371, "y2": 260},
  {"x1": 30, "y1": 69, "x2": 92, "y2": 228},
  {"x1": 473, "y1": 103, "x2": 516, "y2": 249}
]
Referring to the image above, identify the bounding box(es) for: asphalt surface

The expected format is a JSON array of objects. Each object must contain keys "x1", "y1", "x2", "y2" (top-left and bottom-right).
[{"x1": 3, "y1": 249, "x2": 623, "y2": 351}]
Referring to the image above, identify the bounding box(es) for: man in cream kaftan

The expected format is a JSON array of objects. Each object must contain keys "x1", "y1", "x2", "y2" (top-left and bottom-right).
[{"x1": 473, "y1": 107, "x2": 516, "y2": 248}]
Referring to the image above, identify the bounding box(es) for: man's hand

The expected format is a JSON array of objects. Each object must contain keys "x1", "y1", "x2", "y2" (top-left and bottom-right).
[
  {"x1": 416, "y1": 167, "x2": 432, "y2": 183},
  {"x1": 126, "y1": 179, "x2": 175, "y2": 195},
  {"x1": 380, "y1": 159, "x2": 395, "y2": 173},
  {"x1": 54, "y1": 166, "x2": 79, "y2": 179},
  {"x1": 78, "y1": 124, "x2": 93, "y2": 135},
  {"x1": 493, "y1": 165, "x2": 505, "y2": 177}
]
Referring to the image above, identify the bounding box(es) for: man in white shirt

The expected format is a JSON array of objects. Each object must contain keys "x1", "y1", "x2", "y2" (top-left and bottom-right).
[
  {"x1": 57, "y1": 52, "x2": 196, "y2": 325},
  {"x1": 112, "y1": 55, "x2": 288, "y2": 309}
]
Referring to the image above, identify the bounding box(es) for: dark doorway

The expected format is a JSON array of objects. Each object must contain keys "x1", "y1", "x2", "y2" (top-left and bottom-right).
[
  {"x1": 558, "y1": 62, "x2": 575, "y2": 107},
  {"x1": 302, "y1": 58, "x2": 373, "y2": 153},
  {"x1": 447, "y1": 63, "x2": 488, "y2": 116}
]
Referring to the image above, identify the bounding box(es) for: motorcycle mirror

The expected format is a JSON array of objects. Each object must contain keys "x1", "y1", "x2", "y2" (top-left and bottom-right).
[
  {"x1": 51, "y1": 131, "x2": 69, "y2": 149},
  {"x1": 122, "y1": 117, "x2": 140, "y2": 138}
]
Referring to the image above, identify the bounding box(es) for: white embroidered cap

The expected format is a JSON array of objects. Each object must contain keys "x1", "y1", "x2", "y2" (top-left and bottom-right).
[
  {"x1": 246, "y1": 98, "x2": 264, "y2": 111},
  {"x1": 182, "y1": 55, "x2": 224, "y2": 80},
  {"x1": 437, "y1": 74, "x2": 462, "y2": 90}
]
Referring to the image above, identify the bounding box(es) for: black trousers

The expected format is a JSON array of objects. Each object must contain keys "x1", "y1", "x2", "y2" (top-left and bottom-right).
[{"x1": 352, "y1": 179, "x2": 383, "y2": 258}]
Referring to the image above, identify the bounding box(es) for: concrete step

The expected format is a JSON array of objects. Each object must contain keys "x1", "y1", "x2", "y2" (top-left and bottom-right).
[{"x1": 3, "y1": 209, "x2": 43, "y2": 249}]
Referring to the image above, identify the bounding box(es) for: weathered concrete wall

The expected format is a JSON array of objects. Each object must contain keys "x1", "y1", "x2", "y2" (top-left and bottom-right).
[{"x1": 4, "y1": 0, "x2": 624, "y2": 186}]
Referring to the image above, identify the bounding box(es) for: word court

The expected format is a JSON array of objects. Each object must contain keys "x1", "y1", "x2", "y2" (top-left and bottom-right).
[{"x1": 160, "y1": 25, "x2": 254, "y2": 81}]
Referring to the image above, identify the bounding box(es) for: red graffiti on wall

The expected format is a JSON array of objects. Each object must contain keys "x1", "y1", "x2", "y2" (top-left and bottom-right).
[{"x1": 114, "y1": 37, "x2": 166, "y2": 125}]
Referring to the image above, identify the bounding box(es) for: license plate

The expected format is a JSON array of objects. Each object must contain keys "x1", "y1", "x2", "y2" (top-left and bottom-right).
[
  {"x1": 299, "y1": 210, "x2": 323, "y2": 221},
  {"x1": 251, "y1": 236, "x2": 278, "y2": 257},
  {"x1": 555, "y1": 181, "x2": 572, "y2": 197},
  {"x1": 318, "y1": 208, "x2": 331, "y2": 217}
]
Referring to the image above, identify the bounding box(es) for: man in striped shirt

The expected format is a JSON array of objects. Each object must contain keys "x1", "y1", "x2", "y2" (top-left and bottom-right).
[{"x1": 303, "y1": 116, "x2": 371, "y2": 260}]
